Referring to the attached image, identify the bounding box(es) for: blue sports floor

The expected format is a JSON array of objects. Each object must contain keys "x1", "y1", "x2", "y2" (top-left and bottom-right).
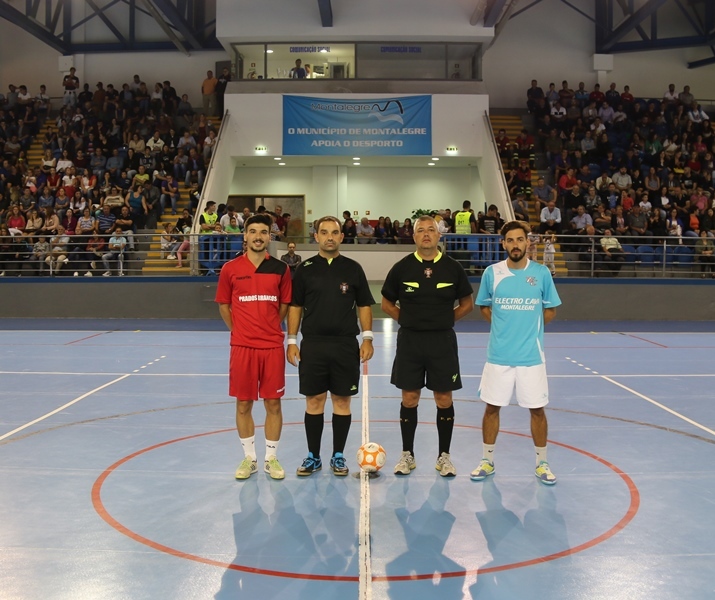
[{"x1": 1, "y1": 319, "x2": 714, "y2": 600}]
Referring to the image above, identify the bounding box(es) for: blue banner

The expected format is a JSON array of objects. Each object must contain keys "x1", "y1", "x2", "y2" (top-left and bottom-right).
[{"x1": 283, "y1": 95, "x2": 432, "y2": 156}]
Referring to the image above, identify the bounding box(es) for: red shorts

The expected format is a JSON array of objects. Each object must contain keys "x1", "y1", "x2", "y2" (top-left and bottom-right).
[{"x1": 229, "y1": 345, "x2": 286, "y2": 401}]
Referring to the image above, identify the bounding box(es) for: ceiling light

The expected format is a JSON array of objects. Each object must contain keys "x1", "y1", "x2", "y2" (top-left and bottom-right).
[
  {"x1": 353, "y1": 157, "x2": 360, "y2": 160},
  {"x1": 428, "y1": 162, "x2": 435, "y2": 166},
  {"x1": 274, "y1": 157, "x2": 281, "y2": 160},
  {"x1": 279, "y1": 162, "x2": 285, "y2": 166},
  {"x1": 432, "y1": 157, "x2": 439, "y2": 161},
  {"x1": 353, "y1": 162, "x2": 360, "y2": 166},
  {"x1": 266, "y1": 49, "x2": 274, "y2": 54}
]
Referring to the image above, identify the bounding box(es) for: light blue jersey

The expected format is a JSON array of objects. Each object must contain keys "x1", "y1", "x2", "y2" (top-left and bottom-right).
[{"x1": 476, "y1": 259, "x2": 561, "y2": 366}]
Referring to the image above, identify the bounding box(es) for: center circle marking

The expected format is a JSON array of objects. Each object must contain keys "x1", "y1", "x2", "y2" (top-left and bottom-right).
[{"x1": 92, "y1": 423, "x2": 640, "y2": 582}]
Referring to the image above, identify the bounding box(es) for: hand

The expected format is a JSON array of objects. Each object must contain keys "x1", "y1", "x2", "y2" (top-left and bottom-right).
[
  {"x1": 359, "y1": 339, "x2": 374, "y2": 363},
  {"x1": 286, "y1": 344, "x2": 300, "y2": 367}
]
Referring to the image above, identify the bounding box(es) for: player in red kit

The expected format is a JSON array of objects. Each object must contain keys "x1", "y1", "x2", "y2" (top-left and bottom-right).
[{"x1": 216, "y1": 214, "x2": 292, "y2": 480}]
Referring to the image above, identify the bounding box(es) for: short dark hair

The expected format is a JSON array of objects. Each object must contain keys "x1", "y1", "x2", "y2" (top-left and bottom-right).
[
  {"x1": 462, "y1": 200, "x2": 471, "y2": 209},
  {"x1": 316, "y1": 215, "x2": 342, "y2": 230},
  {"x1": 500, "y1": 220, "x2": 530, "y2": 238},
  {"x1": 244, "y1": 214, "x2": 272, "y2": 231}
]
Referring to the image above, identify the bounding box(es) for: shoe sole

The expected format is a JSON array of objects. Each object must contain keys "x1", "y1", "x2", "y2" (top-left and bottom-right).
[
  {"x1": 470, "y1": 470, "x2": 495, "y2": 482},
  {"x1": 394, "y1": 464, "x2": 416, "y2": 476},
  {"x1": 296, "y1": 466, "x2": 322, "y2": 477},
  {"x1": 331, "y1": 468, "x2": 349, "y2": 476},
  {"x1": 437, "y1": 467, "x2": 456, "y2": 477},
  {"x1": 265, "y1": 469, "x2": 285, "y2": 480},
  {"x1": 536, "y1": 474, "x2": 557, "y2": 486},
  {"x1": 235, "y1": 470, "x2": 257, "y2": 480}
]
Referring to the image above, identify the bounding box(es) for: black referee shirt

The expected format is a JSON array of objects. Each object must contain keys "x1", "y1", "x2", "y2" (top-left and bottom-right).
[
  {"x1": 381, "y1": 251, "x2": 472, "y2": 331},
  {"x1": 292, "y1": 254, "x2": 375, "y2": 337}
]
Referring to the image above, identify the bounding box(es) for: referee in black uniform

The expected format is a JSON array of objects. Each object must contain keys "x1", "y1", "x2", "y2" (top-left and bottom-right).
[
  {"x1": 381, "y1": 215, "x2": 473, "y2": 477},
  {"x1": 287, "y1": 215, "x2": 375, "y2": 476}
]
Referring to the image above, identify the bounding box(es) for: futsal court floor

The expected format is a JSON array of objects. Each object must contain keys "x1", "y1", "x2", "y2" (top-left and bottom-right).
[{"x1": 1, "y1": 318, "x2": 714, "y2": 600}]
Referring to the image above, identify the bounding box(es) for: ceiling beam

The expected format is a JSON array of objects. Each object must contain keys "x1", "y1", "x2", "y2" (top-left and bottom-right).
[
  {"x1": 84, "y1": 0, "x2": 127, "y2": 44},
  {"x1": 484, "y1": 0, "x2": 507, "y2": 27},
  {"x1": 0, "y1": 0, "x2": 69, "y2": 54},
  {"x1": 317, "y1": 0, "x2": 333, "y2": 27},
  {"x1": 600, "y1": 0, "x2": 668, "y2": 52},
  {"x1": 136, "y1": 0, "x2": 189, "y2": 55},
  {"x1": 149, "y1": 0, "x2": 201, "y2": 49}
]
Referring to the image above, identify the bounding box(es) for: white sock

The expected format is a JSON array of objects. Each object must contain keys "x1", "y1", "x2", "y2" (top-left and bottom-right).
[
  {"x1": 240, "y1": 436, "x2": 256, "y2": 460},
  {"x1": 535, "y1": 446, "x2": 548, "y2": 465},
  {"x1": 265, "y1": 439, "x2": 279, "y2": 460},
  {"x1": 483, "y1": 443, "x2": 495, "y2": 463}
]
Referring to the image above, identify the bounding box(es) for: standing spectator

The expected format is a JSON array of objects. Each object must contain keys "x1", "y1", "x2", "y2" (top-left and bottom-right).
[
  {"x1": 201, "y1": 70, "x2": 218, "y2": 117},
  {"x1": 471, "y1": 221, "x2": 561, "y2": 485},
  {"x1": 381, "y1": 216, "x2": 473, "y2": 477},
  {"x1": 216, "y1": 67, "x2": 231, "y2": 115},
  {"x1": 287, "y1": 216, "x2": 375, "y2": 476},
  {"x1": 290, "y1": 59, "x2": 307, "y2": 79},
  {"x1": 62, "y1": 68, "x2": 79, "y2": 107},
  {"x1": 280, "y1": 242, "x2": 302, "y2": 276},
  {"x1": 341, "y1": 211, "x2": 357, "y2": 244}
]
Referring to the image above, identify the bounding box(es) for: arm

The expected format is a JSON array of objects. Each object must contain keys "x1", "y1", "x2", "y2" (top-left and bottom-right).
[
  {"x1": 357, "y1": 305, "x2": 374, "y2": 363},
  {"x1": 279, "y1": 302, "x2": 289, "y2": 322},
  {"x1": 286, "y1": 305, "x2": 302, "y2": 366},
  {"x1": 479, "y1": 305, "x2": 492, "y2": 323},
  {"x1": 543, "y1": 308, "x2": 557, "y2": 325},
  {"x1": 454, "y1": 294, "x2": 474, "y2": 321},
  {"x1": 381, "y1": 296, "x2": 400, "y2": 322},
  {"x1": 218, "y1": 303, "x2": 232, "y2": 331}
]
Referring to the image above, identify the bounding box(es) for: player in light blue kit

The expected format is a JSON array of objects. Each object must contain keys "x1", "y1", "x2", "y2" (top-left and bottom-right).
[{"x1": 471, "y1": 220, "x2": 562, "y2": 485}]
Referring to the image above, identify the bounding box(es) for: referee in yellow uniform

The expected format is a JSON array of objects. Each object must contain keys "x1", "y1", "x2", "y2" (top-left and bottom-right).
[{"x1": 381, "y1": 215, "x2": 474, "y2": 477}]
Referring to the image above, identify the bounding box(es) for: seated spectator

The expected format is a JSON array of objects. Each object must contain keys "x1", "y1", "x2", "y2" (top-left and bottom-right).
[
  {"x1": 96, "y1": 204, "x2": 117, "y2": 236},
  {"x1": 6, "y1": 204, "x2": 26, "y2": 235},
  {"x1": 593, "y1": 206, "x2": 612, "y2": 231},
  {"x1": 627, "y1": 205, "x2": 651, "y2": 240},
  {"x1": 374, "y1": 216, "x2": 390, "y2": 243},
  {"x1": 397, "y1": 218, "x2": 414, "y2": 243},
  {"x1": 532, "y1": 177, "x2": 556, "y2": 212},
  {"x1": 666, "y1": 208, "x2": 684, "y2": 243},
  {"x1": 694, "y1": 229, "x2": 715, "y2": 278},
  {"x1": 355, "y1": 217, "x2": 375, "y2": 243},
  {"x1": 102, "y1": 226, "x2": 127, "y2": 276},
  {"x1": 600, "y1": 228, "x2": 626, "y2": 275},
  {"x1": 160, "y1": 175, "x2": 180, "y2": 215},
  {"x1": 512, "y1": 192, "x2": 529, "y2": 222},
  {"x1": 46, "y1": 225, "x2": 70, "y2": 274},
  {"x1": 570, "y1": 205, "x2": 593, "y2": 235},
  {"x1": 31, "y1": 234, "x2": 50, "y2": 275},
  {"x1": 539, "y1": 200, "x2": 562, "y2": 234}
]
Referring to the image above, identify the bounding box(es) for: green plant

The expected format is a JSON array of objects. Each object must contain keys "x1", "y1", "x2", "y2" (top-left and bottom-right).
[{"x1": 411, "y1": 208, "x2": 439, "y2": 220}]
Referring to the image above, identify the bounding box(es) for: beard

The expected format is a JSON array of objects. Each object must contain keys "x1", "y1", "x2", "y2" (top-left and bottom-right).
[{"x1": 509, "y1": 247, "x2": 526, "y2": 262}]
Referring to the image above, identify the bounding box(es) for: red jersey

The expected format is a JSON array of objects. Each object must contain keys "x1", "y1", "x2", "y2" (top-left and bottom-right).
[{"x1": 215, "y1": 254, "x2": 292, "y2": 349}]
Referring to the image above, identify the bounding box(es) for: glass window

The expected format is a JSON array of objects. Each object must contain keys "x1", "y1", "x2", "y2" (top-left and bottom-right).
[
  {"x1": 266, "y1": 44, "x2": 355, "y2": 79},
  {"x1": 356, "y1": 43, "x2": 447, "y2": 79},
  {"x1": 233, "y1": 44, "x2": 266, "y2": 80},
  {"x1": 447, "y1": 44, "x2": 482, "y2": 81}
]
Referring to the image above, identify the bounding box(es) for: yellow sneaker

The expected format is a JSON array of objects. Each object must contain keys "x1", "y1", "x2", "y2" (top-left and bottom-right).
[{"x1": 234, "y1": 456, "x2": 257, "y2": 480}]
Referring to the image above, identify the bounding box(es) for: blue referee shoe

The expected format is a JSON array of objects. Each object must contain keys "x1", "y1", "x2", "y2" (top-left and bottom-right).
[
  {"x1": 296, "y1": 452, "x2": 322, "y2": 476},
  {"x1": 330, "y1": 452, "x2": 349, "y2": 476}
]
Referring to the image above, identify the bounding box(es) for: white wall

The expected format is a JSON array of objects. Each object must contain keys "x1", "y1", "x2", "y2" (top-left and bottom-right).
[
  {"x1": 218, "y1": 0, "x2": 493, "y2": 44},
  {"x1": 483, "y1": 0, "x2": 715, "y2": 108},
  {"x1": 224, "y1": 93, "x2": 489, "y2": 158}
]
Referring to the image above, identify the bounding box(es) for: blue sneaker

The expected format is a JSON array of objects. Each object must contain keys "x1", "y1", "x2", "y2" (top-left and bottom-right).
[
  {"x1": 330, "y1": 452, "x2": 349, "y2": 476},
  {"x1": 296, "y1": 452, "x2": 322, "y2": 476}
]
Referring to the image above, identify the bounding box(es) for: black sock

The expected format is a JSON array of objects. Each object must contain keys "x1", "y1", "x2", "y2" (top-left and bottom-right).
[
  {"x1": 305, "y1": 412, "x2": 324, "y2": 458},
  {"x1": 399, "y1": 403, "x2": 418, "y2": 455},
  {"x1": 332, "y1": 414, "x2": 351, "y2": 455},
  {"x1": 436, "y1": 404, "x2": 455, "y2": 455}
]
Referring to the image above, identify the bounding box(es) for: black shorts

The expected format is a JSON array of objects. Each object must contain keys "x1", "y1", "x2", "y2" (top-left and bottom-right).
[
  {"x1": 391, "y1": 328, "x2": 462, "y2": 392},
  {"x1": 299, "y1": 337, "x2": 360, "y2": 397}
]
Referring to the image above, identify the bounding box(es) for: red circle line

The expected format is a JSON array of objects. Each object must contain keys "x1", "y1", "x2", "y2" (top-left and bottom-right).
[{"x1": 92, "y1": 424, "x2": 640, "y2": 582}]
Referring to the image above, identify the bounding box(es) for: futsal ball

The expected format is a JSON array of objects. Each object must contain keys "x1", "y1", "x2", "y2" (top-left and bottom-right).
[{"x1": 357, "y1": 442, "x2": 386, "y2": 473}]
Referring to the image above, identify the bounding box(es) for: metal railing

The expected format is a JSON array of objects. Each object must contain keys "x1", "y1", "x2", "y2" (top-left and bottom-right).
[{"x1": 2, "y1": 231, "x2": 712, "y2": 279}]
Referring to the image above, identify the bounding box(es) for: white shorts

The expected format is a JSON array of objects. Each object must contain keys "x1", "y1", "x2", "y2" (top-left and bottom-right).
[{"x1": 477, "y1": 362, "x2": 549, "y2": 408}]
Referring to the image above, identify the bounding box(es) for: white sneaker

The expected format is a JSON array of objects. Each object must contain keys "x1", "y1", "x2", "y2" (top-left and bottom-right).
[
  {"x1": 235, "y1": 457, "x2": 258, "y2": 480},
  {"x1": 435, "y1": 452, "x2": 457, "y2": 477},
  {"x1": 0, "y1": 271, "x2": 6, "y2": 277},
  {"x1": 264, "y1": 456, "x2": 285, "y2": 480},
  {"x1": 166, "y1": 254, "x2": 177, "y2": 260},
  {"x1": 102, "y1": 271, "x2": 111, "y2": 277},
  {"x1": 90, "y1": 261, "x2": 97, "y2": 269},
  {"x1": 394, "y1": 451, "x2": 416, "y2": 475},
  {"x1": 84, "y1": 271, "x2": 93, "y2": 277},
  {"x1": 62, "y1": 258, "x2": 69, "y2": 264},
  {"x1": 73, "y1": 272, "x2": 79, "y2": 277}
]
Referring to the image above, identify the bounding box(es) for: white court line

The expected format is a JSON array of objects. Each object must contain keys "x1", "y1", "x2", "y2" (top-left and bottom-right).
[
  {"x1": 358, "y1": 364, "x2": 373, "y2": 600},
  {"x1": 0, "y1": 374, "x2": 131, "y2": 442},
  {"x1": 601, "y1": 375, "x2": 715, "y2": 438}
]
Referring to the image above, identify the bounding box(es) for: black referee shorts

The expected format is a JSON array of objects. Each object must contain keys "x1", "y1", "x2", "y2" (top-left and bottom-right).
[
  {"x1": 391, "y1": 328, "x2": 462, "y2": 392},
  {"x1": 299, "y1": 336, "x2": 360, "y2": 397}
]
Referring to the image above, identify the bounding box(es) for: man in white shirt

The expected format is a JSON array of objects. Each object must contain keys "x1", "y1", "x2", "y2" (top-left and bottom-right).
[
  {"x1": 356, "y1": 217, "x2": 375, "y2": 244},
  {"x1": 539, "y1": 200, "x2": 562, "y2": 234}
]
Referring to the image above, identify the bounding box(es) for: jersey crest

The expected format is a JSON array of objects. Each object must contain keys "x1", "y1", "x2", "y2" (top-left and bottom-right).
[
  {"x1": 424, "y1": 267, "x2": 432, "y2": 278},
  {"x1": 526, "y1": 276, "x2": 538, "y2": 286},
  {"x1": 340, "y1": 282, "x2": 349, "y2": 294}
]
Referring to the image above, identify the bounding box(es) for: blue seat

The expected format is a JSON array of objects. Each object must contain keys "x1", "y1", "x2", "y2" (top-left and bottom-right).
[
  {"x1": 621, "y1": 244, "x2": 637, "y2": 263},
  {"x1": 228, "y1": 234, "x2": 244, "y2": 256},
  {"x1": 673, "y1": 245, "x2": 694, "y2": 265},
  {"x1": 637, "y1": 245, "x2": 655, "y2": 264}
]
